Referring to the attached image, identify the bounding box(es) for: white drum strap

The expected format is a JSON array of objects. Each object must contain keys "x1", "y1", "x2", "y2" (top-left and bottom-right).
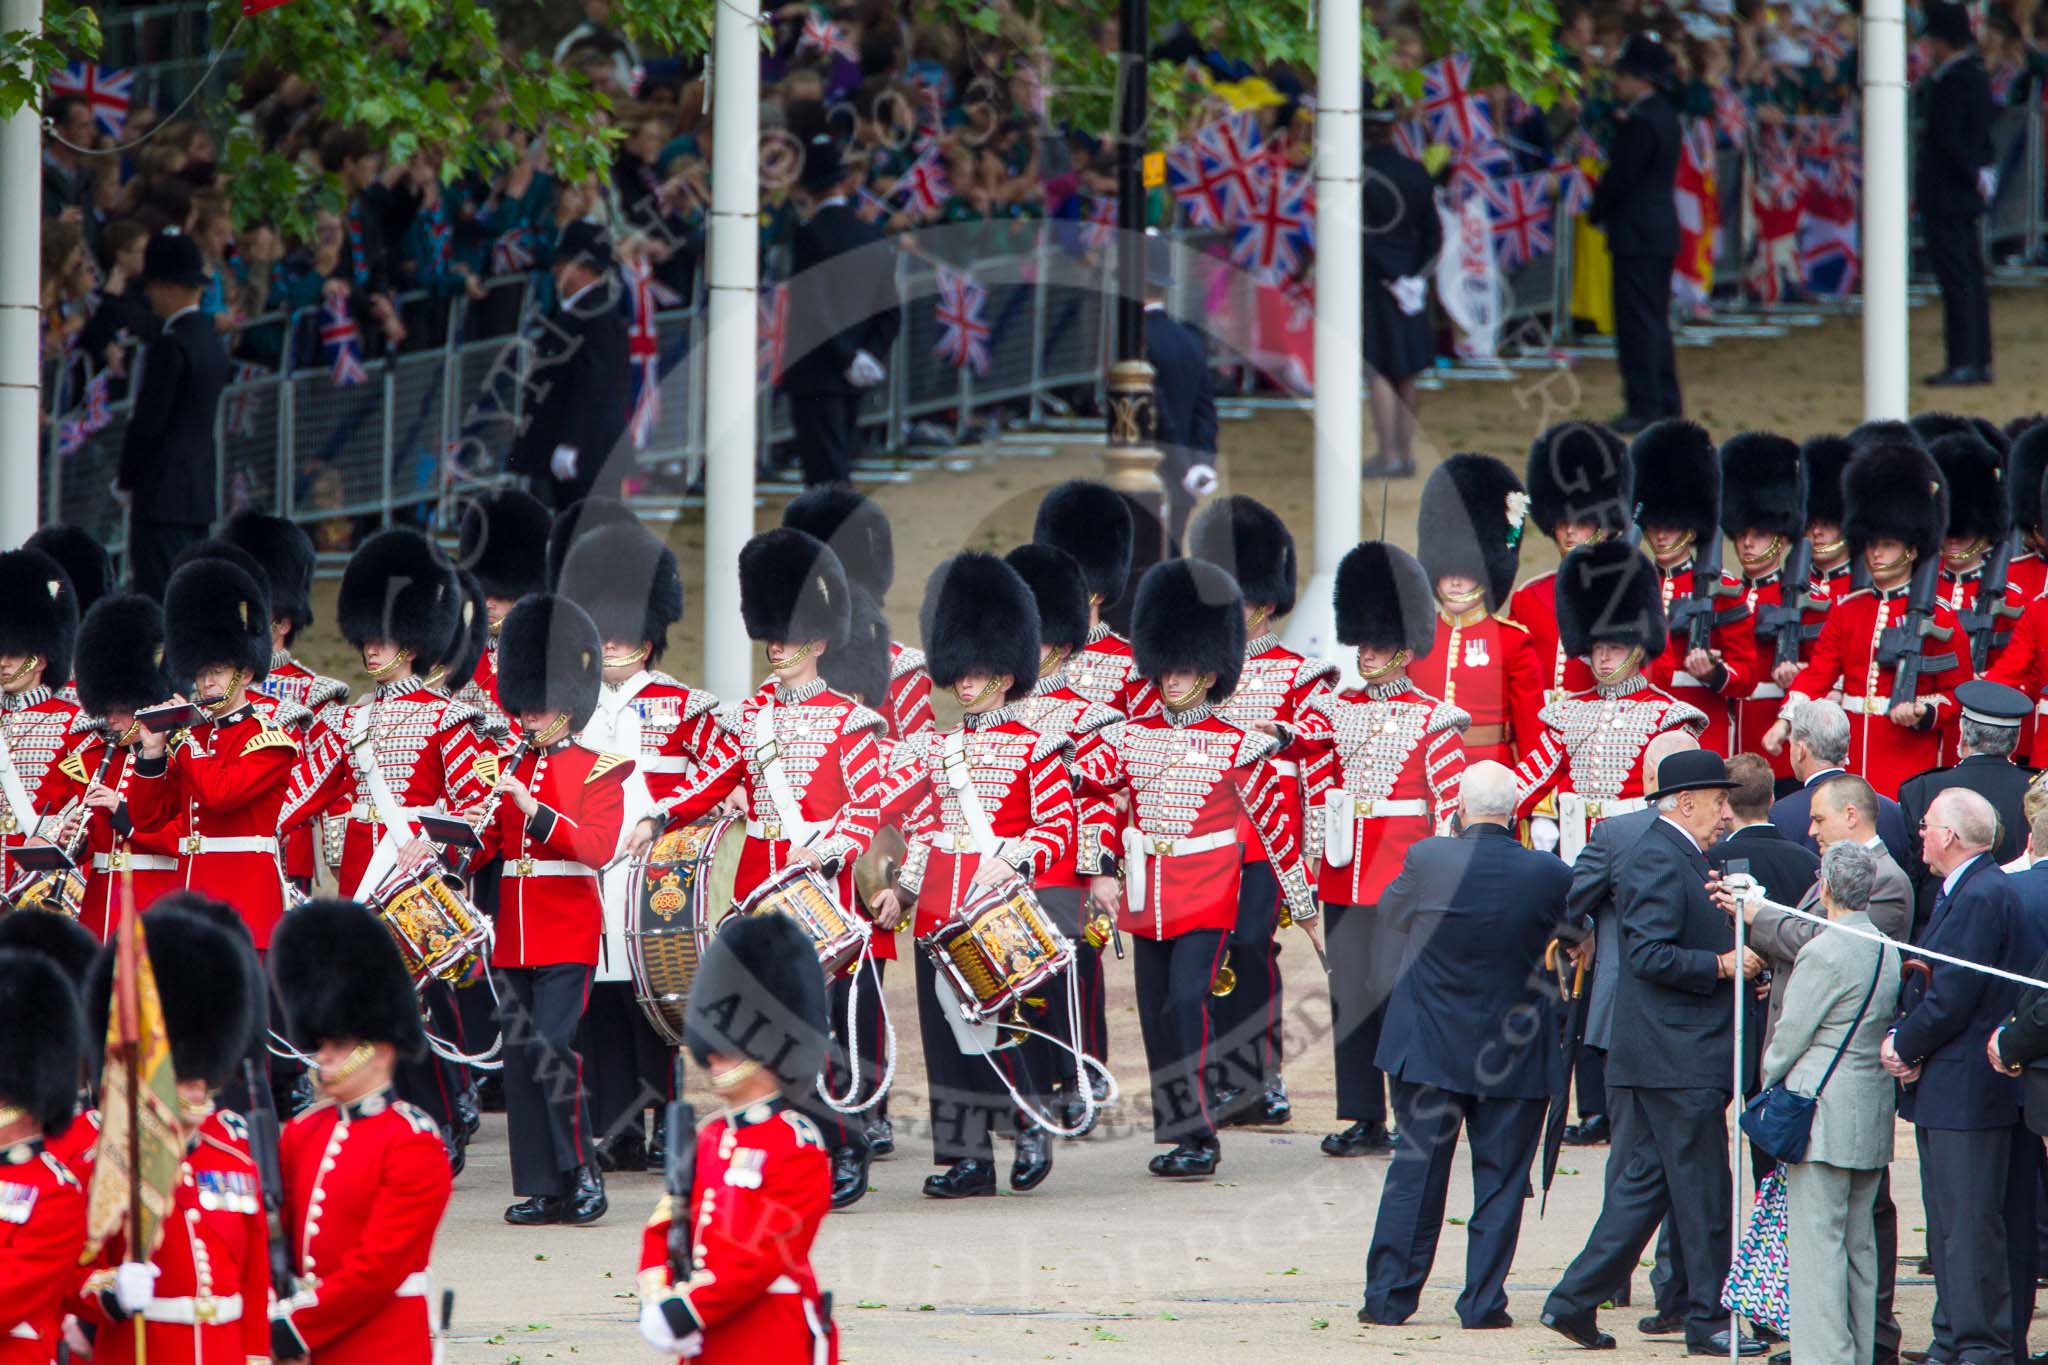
[
  {"x1": 349, "y1": 705, "x2": 422, "y2": 901},
  {"x1": 940, "y1": 730, "x2": 1002, "y2": 859},
  {"x1": 751, "y1": 702, "x2": 820, "y2": 848},
  {"x1": 0, "y1": 721, "x2": 39, "y2": 834}
]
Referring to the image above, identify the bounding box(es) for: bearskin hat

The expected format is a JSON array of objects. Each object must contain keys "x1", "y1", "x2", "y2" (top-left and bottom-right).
[
  {"x1": 1801, "y1": 435, "x2": 1857, "y2": 529},
  {"x1": 558, "y1": 523, "x2": 684, "y2": 661},
  {"x1": 495, "y1": 594, "x2": 604, "y2": 732},
  {"x1": 1629, "y1": 419, "x2": 1720, "y2": 543},
  {"x1": 1909, "y1": 410, "x2": 1976, "y2": 448},
  {"x1": 919, "y1": 553, "x2": 1042, "y2": 702},
  {"x1": 544, "y1": 494, "x2": 641, "y2": 589},
  {"x1": 738, "y1": 528, "x2": 851, "y2": 648},
  {"x1": 1526, "y1": 421, "x2": 1632, "y2": 539},
  {"x1": 821, "y1": 587, "x2": 892, "y2": 707},
  {"x1": 1186, "y1": 496, "x2": 1299, "y2": 617},
  {"x1": 0, "y1": 909, "x2": 99, "y2": 987},
  {"x1": 1033, "y1": 480, "x2": 1135, "y2": 606},
  {"x1": 74, "y1": 593, "x2": 172, "y2": 719},
  {"x1": 88, "y1": 908, "x2": 255, "y2": 1088},
  {"x1": 1334, "y1": 542, "x2": 1438, "y2": 658},
  {"x1": 781, "y1": 487, "x2": 894, "y2": 596},
  {"x1": 336, "y1": 527, "x2": 461, "y2": 664},
  {"x1": 0, "y1": 547, "x2": 79, "y2": 688},
  {"x1": 1132, "y1": 559, "x2": 1245, "y2": 702},
  {"x1": 1718, "y1": 432, "x2": 1806, "y2": 540},
  {"x1": 0, "y1": 950, "x2": 82, "y2": 1136},
  {"x1": 1004, "y1": 543, "x2": 1091, "y2": 652},
  {"x1": 1416, "y1": 454, "x2": 1528, "y2": 611},
  {"x1": 457, "y1": 488, "x2": 550, "y2": 602},
  {"x1": 427, "y1": 570, "x2": 489, "y2": 695},
  {"x1": 686, "y1": 912, "x2": 831, "y2": 1096},
  {"x1": 1848, "y1": 418, "x2": 1923, "y2": 452},
  {"x1": 1971, "y1": 416, "x2": 2011, "y2": 456},
  {"x1": 270, "y1": 899, "x2": 426, "y2": 1058},
  {"x1": 224, "y1": 512, "x2": 316, "y2": 639},
  {"x1": 1842, "y1": 443, "x2": 1949, "y2": 563},
  {"x1": 24, "y1": 524, "x2": 113, "y2": 616},
  {"x1": 2011, "y1": 422, "x2": 2048, "y2": 541},
  {"x1": 1930, "y1": 432, "x2": 2009, "y2": 545},
  {"x1": 173, "y1": 536, "x2": 270, "y2": 599},
  {"x1": 146, "y1": 891, "x2": 267, "y2": 1063},
  {"x1": 164, "y1": 557, "x2": 272, "y2": 686},
  {"x1": 1556, "y1": 540, "x2": 1669, "y2": 658}
]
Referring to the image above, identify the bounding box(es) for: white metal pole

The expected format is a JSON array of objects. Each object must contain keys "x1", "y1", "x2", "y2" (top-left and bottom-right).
[
  {"x1": 0, "y1": 0, "x2": 43, "y2": 546},
  {"x1": 1862, "y1": 0, "x2": 1910, "y2": 420},
  {"x1": 1283, "y1": 0, "x2": 1362, "y2": 671},
  {"x1": 1730, "y1": 881, "x2": 1745, "y2": 1363},
  {"x1": 702, "y1": 1, "x2": 760, "y2": 701}
]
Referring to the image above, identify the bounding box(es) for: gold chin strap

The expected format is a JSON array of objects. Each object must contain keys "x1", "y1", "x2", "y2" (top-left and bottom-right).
[
  {"x1": 178, "y1": 1095, "x2": 216, "y2": 1127},
  {"x1": 1811, "y1": 536, "x2": 1847, "y2": 558},
  {"x1": 0, "y1": 1104, "x2": 27, "y2": 1128},
  {"x1": 315, "y1": 1042, "x2": 378, "y2": 1089},
  {"x1": 1247, "y1": 606, "x2": 1271, "y2": 633},
  {"x1": 1357, "y1": 649, "x2": 1410, "y2": 681},
  {"x1": 0, "y1": 655, "x2": 39, "y2": 689},
  {"x1": 1037, "y1": 646, "x2": 1067, "y2": 679},
  {"x1": 1651, "y1": 530, "x2": 1696, "y2": 566},
  {"x1": 1592, "y1": 646, "x2": 1645, "y2": 685},
  {"x1": 708, "y1": 1057, "x2": 765, "y2": 1093},
  {"x1": 1737, "y1": 536, "x2": 1786, "y2": 571},
  {"x1": 603, "y1": 645, "x2": 650, "y2": 669},
  {"x1": 421, "y1": 664, "x2": 449, "y2": 690},
  {"x1": 1163, "y1": 674, "x2": 1214, "y2": 710},
  {"x1": 1943, "y1": 538, "x2": 1989, "y2": 566},
  {"x1": 769, "y1": 642, "x2": 815, "y2": 673},
  {"x1": 533, "y1": 714, "x2": 571, "y2": 747},
  {"x1": 1439, "y1": 586, "x2": 1486, "y2": 615},
  {"x1": 1868, "y1": 549, "x2": 1915, "y2": 586},
  {"x1": 367, "y1": 650, "x2": 412, "y2": 681},
  {"x1": 117, "y1": 720, "x2": 141, "y2": 747},
  {"x1": 961, "y1": 677, "x2": 1003, "y2": 710},
  {"x1": 199, "y1": 669, "x2": 248, "y2": 718}
]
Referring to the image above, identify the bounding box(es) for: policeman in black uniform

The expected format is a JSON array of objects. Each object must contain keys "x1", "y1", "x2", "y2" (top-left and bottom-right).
[
  {"x1": 1590, "y1": 34, "x2": 1682, "y2": 435},
  {"x1": 1898, "y1": 680, "x2": 2035, "y2": 934},
  {"x1": 1919, "y1": 0, "x2": 1997, "y2": 387},
  {"x1": 506, "y1": 221, "x2": 631, "y2": 508}
]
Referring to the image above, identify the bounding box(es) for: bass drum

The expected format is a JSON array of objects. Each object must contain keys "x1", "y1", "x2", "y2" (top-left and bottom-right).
[{"x1": 624, "y1": 815, "x2": 744, "y2": 1046}]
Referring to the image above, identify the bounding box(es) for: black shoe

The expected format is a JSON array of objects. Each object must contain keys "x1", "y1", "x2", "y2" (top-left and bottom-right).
[
  {"x1": 504, "y1": 1195, "x2": 565, "y2": 1226},
  {"x1": 1638, "y1": 1311, "x2": 1686, "y2": 1335},
  {"x1": 1321, "y1": 1121, "x2": 1396, "y2": 1156},
  {"x1": 1768, "y1": 1353, "x2": 1790, "y2": 1365},
  {"x1": 1147, "y1": 1136, "x2": 1220, "y2": 1177},
  {"x1": 1221, "y1": 1081, "x2": 1290, "y2": 1127},
  {"x1": 1254, "y1": 1081, "x2": 1292, "y2": 1124},
  {"x1": 562, "y1": 1164, "x2": 607, "y2": 1225},
  {"x1": 1357, "y1": 1303, "x2": 1404, "y2": 1326},
  {"x1": 1011, "y1": 1126, "x2": 1053, "y2": 1191},
  {"x1": 454, "y1": 1085, "x2": 481, "y2": 1142},
  {"x1": 597, "y1": 1128, "x2": 647, "y2": 1174},
  {"x1": 446, "y1": 1133, "x2": 467, "y2": 1181},
  {"x1": 1465, "y1": 1309, "x2": 1515, "y2": 1330},
  {"x1": 1211, "y1": 1084, "x2": 1250, "y2": 1125},
  {"x1": 1687, "y1": 1330, "x2": 1766, "y2": 1357},
  {"x1": 1361, "y1": 454, "x2": 1417, "y2": 479},
  {"x1": 922, "y1": 1159, "x2": 998, "y2": 1199},
  {"x1": 830, "y1": 1144, "x2": 872, "y2": 1209},
  {"x1": 1924, "y1": 366, "x2": 1991, "y2": 387},
  {"x1": 1753, "y1": 1321, "x2": 1785, "y2": 1344},
  {"x1": 647, "y1": 1112, "x2": 667, "y2": 1168},
  {"x1": 1059, "y1": 1091, "x2": 1101, "y2": 1137},
  {"x1": 1540, "y1": 1308, "x2": 1616, "y2": 1350},
  {"x1": 476, "y1": 1074, "x2": 506, "y2": 1113},
  {"x1": 1562, "y1": 1115, "x2": 1611, "y2": 1146},
  {"x1": 864, "y1": 1116, "x2": 895, "y2": 1159}
]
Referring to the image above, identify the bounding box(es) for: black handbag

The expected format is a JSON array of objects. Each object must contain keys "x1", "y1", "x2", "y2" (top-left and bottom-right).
[{"x1": 1739, "y1": 943, "x2": 1886, "y2": 1163}]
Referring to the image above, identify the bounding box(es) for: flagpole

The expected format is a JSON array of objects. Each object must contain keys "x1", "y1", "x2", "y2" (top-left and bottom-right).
[
  {"x1": 119, "y1": 870, "x2": 145, "y2": 1365},
  {"x1": 1861, "y1": 0, "x2": 1909, "y2": 418},
  {"x1": 0, "y1": 0, "x2": 42, "y2": 545}
]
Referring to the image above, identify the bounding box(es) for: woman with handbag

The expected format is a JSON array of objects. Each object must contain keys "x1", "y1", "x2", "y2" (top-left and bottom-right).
[{"x1": 1755, "y1": 841, "x2": 1901, "y2": 1363}]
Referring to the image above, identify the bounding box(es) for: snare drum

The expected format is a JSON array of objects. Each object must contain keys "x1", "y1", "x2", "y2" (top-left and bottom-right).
[
  {"x1": 730, "y1": 863, "x2": 870, "y2": 977},
  {"x1": 921, "y1": 882, "x2": 1073, "y2": 1024},
  {"x1": 624, "y1": 815, "x2": 743, "y2": 1046},
  {"x1": 370, "y1": 867, "x2": 491, "y2": 987},
  {"x1": 4, "y1": 867, "x2": 86, "y2": 918}
]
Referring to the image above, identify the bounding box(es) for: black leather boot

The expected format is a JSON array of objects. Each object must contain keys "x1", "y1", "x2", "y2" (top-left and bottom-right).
[
  {"x1": 922, "y1": 1159, "x2": 998, "y2": 1198},
  {"x1": 1011, "y1": 1126, "x2": 1053, "y2": 1191},
  {"x1": 562, "y1": 1164, "x2": 608, "y2": 1225}
]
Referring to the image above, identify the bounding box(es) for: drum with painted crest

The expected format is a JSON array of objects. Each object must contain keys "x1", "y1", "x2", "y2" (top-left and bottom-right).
[
  {"x1": 729, "y1": 861, "x2": 870, "y2": 977},
  {"x1": 3, "y1": 868, "x2": 86, "y2": 918},
  {"x1": 623, "y1": 815, "x2": 744, "y2": 1046},
  {"x1": 921, "y1": 881, "x2": 1073, "y2": 1024},
  {"x1": 368, "y1": 864, "x2": 491, "y2": 987}
]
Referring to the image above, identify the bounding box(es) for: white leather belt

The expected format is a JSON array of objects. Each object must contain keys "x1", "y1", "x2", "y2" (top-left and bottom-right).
[
  {"x1": 746, "y1": 819, "x2": 794, "y2": 841},
  {"x1": 177, "y1": 836, "x2": 278, "y2": 856},
  {"x1": 396, "y1": 1271, "x2": 430, "y2": 1297},
  {"x1": 1347, "y1": 798, "x2": 1428, "y2": 819},
  {"x1": 1840, "y1": 694, "x2": 1935, "y2": 716},
  {"x1": 92, "y1": 852, "x2": 177, "y2": 872},
  {"x1": 1748, "y1": 683, "x2": 1785, "y2": 701},
  {"x1": 639, "y1": 755, "x2": 694, "y2": 773},
  {"x1": 1271, "y1": 759, "x2": 1299, "y2": 777},
  {"x1": 2035, "y1": 698, "x2": 2048, "y2": 717},
  {"x1": 143, "y1": 1293, "x2": 242, "y2": 1325},
  {"x1": 348, "y1": 803, "x2": 430, "y2": 824},
  {"x1": 1139, "y1": 829, "x2": 1238, "y2": 858},
  {"x1": 503, "y1": 859, "x2": 596, "y2": 878},
  {"x1": 923, "y1": 831, "x2": 986, "y2": 854}
]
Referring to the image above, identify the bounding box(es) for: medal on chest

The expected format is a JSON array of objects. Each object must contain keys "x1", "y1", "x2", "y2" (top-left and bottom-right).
[
  {"x1": 1462, "y1": 635, "x2": 1490, "y2": 668},
  {"x1": 0, "y1": 1179, "x2": 36, "y2": 1224}
]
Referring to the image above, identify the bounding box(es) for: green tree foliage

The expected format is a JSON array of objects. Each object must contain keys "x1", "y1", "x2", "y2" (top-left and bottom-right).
[{"x1": 0, "y1": 1, "x2": 100, "y2": 121}]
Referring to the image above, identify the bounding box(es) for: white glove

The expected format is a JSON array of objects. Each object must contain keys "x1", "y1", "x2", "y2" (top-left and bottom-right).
[
  {"x1": 1182, "y1": 463, "x2": 1219, "y2": 497},
  {"x1": 1979, "y1": 167, "x2": 1999, "y2": 204},
  {"x1": 114, "y1": 1261, "x2": 158, "y2": 1313},
  {"x1": 638, "y1": 1300, "x2": 703, "y2": 1355},
  {"x1": 549, "y1": 444, "x2": 579, "y2": 481},
  {"x1": 1530, "y1": 816, "x2": 1561, "y2": 854},
  {"x1": 1386, "y1": 275, "x2": 1427, "y2": 317},
  {"x1": 845, "y1": 349, "x2": 886, "y2": 388},
  {"x1": 109, "y1": 482, "x2": 132, "y2": 508}
]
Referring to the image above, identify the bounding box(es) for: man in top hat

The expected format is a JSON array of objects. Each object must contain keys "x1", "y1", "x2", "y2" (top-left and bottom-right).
[
  {"x1": 782, "y1": 133, "x2": 901, "y2": 487},
  {"x1": 1766, "y1": 443, "x2": 1974, "y2": 798},
  {"x1": 1033, "y1": 480, "x2": 1160, "y2": 718},
  {"x1": 1591, "y1": 33, "x2": 1683, "y2": 433},
  {"x1": 114, "y1": 228, "x2": 230, "y2": 599},
  {"x1": 507, "y1": 220, "x2": 630, "y2": 508},
  {"x1": 1932, "y1": 431, "x2": 2024, "y2": 682},
  {"x1": 458, "y1": 487, "x2": 553, "y2": 708},
  {"x1": 1078, "y1": 559, "x2": 1320, "y2": 1178},
  {"x1": 1718, "y1": 432, "x2": 1812, "y2": 781},
  {"x1": 468, "y1": 594, "x2": 631, "y2": 1227},
  {"x1": 1187, "y1": 495, "x2": 1336, "y2": 1128},
  {"x1": 1897, "y1": 679, "x2": 2034, "y2": 933},
  {"x1": 1302, "y1": 543, "x2": 1467, "y2": 1158},
  {"x1": 0, "y1": 948, "x2": 87, "y2": 1365},
  {"x1": 0, "y1": 547, "x2": 81, "y2": 886},
  {"x1": 636, "y1": 914, "x2": 840, "y2": 1365},
  {"x1": 1541, "y1": 751, "x2": 1765, "y2": 1357},
  {"x1": 1142, "y1": 234, "x2": 1219, "y2": 544},
  {"x1": 1514, "y1": 541, "x2": 1709, "y2": 862},
  {"x1": 1512, "y1": 422, "x2": 1633, "y2": 712},
  {"x1": 267, "y1": 900, "x2": 454, "y2": 1365},
  {"x1": 1919, "y1": 0, "x2": 1997, "y2": 387},
  {"x1": 869, "y1": 553, "x2": 1075, "y2": 1198},
  {"x1": 1413, "y1": 454, "x2": 1544, "y2": 769},
  {"x1": 626, "y1": 528, "x2": 887, "y2": 1207}
]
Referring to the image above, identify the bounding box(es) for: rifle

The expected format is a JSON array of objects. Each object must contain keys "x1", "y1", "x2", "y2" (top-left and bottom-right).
[
  {"x1": 1880, "y1": 556, "x2": 1958, "y2": 711},
  {"x1": 1667, "y1": 530, "x2": 1744, "y2": 657},
  {"x1": 665, "y1": 1057, "x2": 698, "y2": 1286},
  {"x1": 1753, "y1": 537, "x2": 1820, "y2": 672},
  {"x1": 1960, "y1": 530, "x2": 2023, "y2": 672},
  {"x1": 242, "y1": 1059, "x2": 298, "y2": 1300}
]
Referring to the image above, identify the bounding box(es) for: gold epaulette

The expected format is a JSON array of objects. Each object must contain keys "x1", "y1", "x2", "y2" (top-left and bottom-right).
[
  {"x1": 243, "y1": 728, "x2": 300, "y2": 756},
  {"x1": 587, "y1": 752, "x2": 631, "y2": 782},
  {"x1": 1494, "y1": 612, "x2": 1530, "y2": 634},
  {"x1": 58, "y1": 751, "x2": 89, "y2": 784},
  {"x1": 471, "y1": 751, "x2": 500, "y2": 787}
]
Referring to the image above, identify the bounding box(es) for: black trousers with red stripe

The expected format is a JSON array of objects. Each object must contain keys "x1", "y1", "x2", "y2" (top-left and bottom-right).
[
  {"x1": 499, "y1": 963, "x2": 595, "y2": 1198},
  {"x1": 1132, "y1": 928, "x2": 1227, "y2": 1144},
  {"x1": 580, "y1": 981, "x2": 673, "y2": 1145},
  {"x1": 915, "y1": 951, "x2": 1048, "y2": 1164},
  {"x1": 1206, "y1": 861, "x2": 1282, "y2": 1096},
  {"x1": 1325, "y1": 902, "x2": 1396, "y2": 1125}
]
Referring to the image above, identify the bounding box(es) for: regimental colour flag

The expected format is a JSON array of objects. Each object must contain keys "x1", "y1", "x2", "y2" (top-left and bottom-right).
[
  {"x1": 320, "y1": 297, "x2": 368, "y2": 387},
  {"x1": 932, "y1": 265, "x2": 991, "y2": 375},
  {"x1": 82, "y1": 894, "x2": 184, "y2": 1263},
  {"x1": 49, "y1": 63, "x2": 133, "y2": 137}
]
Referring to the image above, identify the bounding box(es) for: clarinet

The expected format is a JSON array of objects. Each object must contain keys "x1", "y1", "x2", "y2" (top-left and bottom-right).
[
  {"x1": 461, "y1": 739, "x2": 530, "y2": 877},
  {"x1": 64, "y1": 737, "x2": 123, "y2": 860}
]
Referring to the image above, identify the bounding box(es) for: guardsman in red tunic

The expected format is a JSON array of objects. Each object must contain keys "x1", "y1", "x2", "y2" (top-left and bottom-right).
[
  {"x1": 1767, "y1": 443, "x2": 1974, "y2": 798},
  {"x1": 1932, "y1": 432, "x2": 2024, "y2": 751},
  {"x1": 0, "y1": 951, "x2": 89, "y2": 1365},
  {"x1": 1789, "y1": 434, "x2": 1862, "y2": 654},
  {"x1": 74, "y1": 908, "x2": 270, "y2": 1365},
  {"x1": 1513, "y1": 541, "x2": 1709, "y2": 859},
  {"x1": 1511, "y1": 422, "x2": 1633, "y2": 711},
  {"x1": 1078, "y1": 560, "x2": 1320, "y2": 1179},
  {"x1": 266, "y1": 901, "x2": 454, "y2": 1365},
  {"x1": 1302, "y1": 544, "x2": 1467, "y2": 1158},
  {"x1": 1034, "y1": 479, "x2": 1162, "y2": 717},
  {"x1": 1719, "y1": 432, "x2": 1811, "y2": 781},
  {"x1": 458, "y1": 487, "x2": 552, "y2": 710},
  {"x1": 2007, "y1": 422, "x2": 2048, "y2": 603},
  {"x1": 126, "y1": 558, "x2": 303, "y2": 952},
  {"x1": 1630, "y1": 421, "x2": 1758, "y2": 760},
  {"x1": 1185, "y1": 496, "x2": 1335, "y2": 1129},
  {"x1": 0, "y1": 547, "x2": 82, "y2": 887},
  {"x1": 628, "y1": 529, "x2": 886, "y2": 1209},
  {"x1": 869, "y1": 554, "x2": 1076, "y2": 1198},
  {"x1": 426, "y1": 571, "x2": 510, "y2": 741},
  {"x1": 0, "y1": 911, "x2": 99, "y2": 1181},
  {"x1": 636, "y1": 914, "x2": 839, "y2": 1365}
]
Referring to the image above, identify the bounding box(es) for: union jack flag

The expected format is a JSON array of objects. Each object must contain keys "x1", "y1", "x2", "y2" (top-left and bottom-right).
[
  {"x1": 758, "y1": 284, "x2": 789, "y2": 385},
  {"x1": 1804, "y1": 21, "x2": 1848, "y2": 64},
  {"x1": 1712, "y1": 83, "x2": 1749, "y2": 141},
  {"x1": 1553, "y1": 159, "x2": 1595, "y2": 215},
  {"x1": 320, "y1": 297, "x2": 368, "y2": 387},
  {"x1": 895, "y1": 145, "x2": 949, "y2": 215},
  {"x1": 80, "y1": 367, "x2": 111, "y2": 434},
  {"x1": 1419, "y1": 55, "x2": 1494, "y2": 149},
  {"x1": 1483, "y1": 173, "x2": 1554, "y2": 270},
  {"x1": 1798, "y1": 116, "x2": 1859, "y2": 199},
  {"x1": 1800, "y1": 229, "x2": 1859, "y2": 297},
  {"x1": 1081, "y1": 196, "x2": 1117, "y2": 251},
  {"x1": 1392, "y1": 119, "x2": 1429, "y2": 164},
  {"x1": 626, "y1": 260, "x2": 679, "y2": 450},
  {"x1": 55, "y1": 414, "x2": 87, "y2": 458},
  {"x1": 1164, "y1": 140, "x2": 1231, "y2": 228},
  {"x1": 1279, "y1": 272, "x2": 1314, "y2": 330},
  {"x1": 1755, "y1": 128, "x2": 1805, "y2": 211},
  {"x1": 49, "y1": 64, "x2": 132, "y2": 137},
  {"x1": 1445, "y1": 136, "x2": 1514, "y2": 200},
  {"x1": 223, "y1": 362, "x2": 265, "y2": 438},
  {"x1": 490, "y1": 228, "x2": 535, "y2": 275},
  {"x1": 799, "y1": 10, "x2": 858, "y2": 62},
  {"x1": 1229, "y1": 169, "x2": 1313, "y2": 283},
  {"x1": 932, "y1": 266, "x2": 990, "y2": 374},
  {"x1": 1192, "y1": 113, "x2": 1270, "y2": 222}
]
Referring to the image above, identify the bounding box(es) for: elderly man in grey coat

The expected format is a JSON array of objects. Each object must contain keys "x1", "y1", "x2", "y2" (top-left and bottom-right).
[{"x1": 1758, "y1": 841, "x2": 1901, "y2": 1365}]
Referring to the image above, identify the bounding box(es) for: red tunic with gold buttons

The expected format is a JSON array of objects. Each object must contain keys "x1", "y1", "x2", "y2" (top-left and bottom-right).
[
  {"x1": 886, "y1": 642, "x2": 934, "y2": 740},
  {"x1": 40, "y1": 726, "x2": 183, "y2": 939},
  {"x1": 1646, "y1": 559, "x2": 1759, "y2": 760},
  {"x1": 43, "y1": 1108, "x2": 98, "y2": 1178},
  {"x1": 1409, "y1": 608, "x2": 1543, "y2": 768},
  {"x1": 0, "y1": 1141, "x2": 86, "y2": 1365},
  {"x1": 1941, "y1": 562, "x2": 2027, "y2": 759},
  {"x1": 1065, "y1": 624, "x2": 1161, "y2": 720},
  {"x1": 1513, "y1": 675, "x2": 1709, "y2": 844},
  {"x1": 1738, "y1": 563, "x2": 1853, "y2": 778},
  {"x1": 637, "y1": 1099, "x2": 838, "y2": 1365},
  {"x1": 1984, "y1": 589, "x2": 2048, "y2": 763},
  {"x1": 1301, "y1": 681, "x2": 1467, "y2": 905},
  {"x1": 475, "y1": 740, "x2": 633, "y2": 968},
  {"x1": 1508, "y1": 570, "x2": 1595, "y2": 705},
  {"x1": 72, "y1": 1110, "x2": 271, "y2": 1365},
  {"x1": 0, "y1": 686, "x2": 81, "y2": 887},
  {"x1": 1013, "y1": 672, "x2": 1124, "y2": 888},
  {"x1": 1215, "y1": 633, "x2": 1337, "y2": 865},
  {"x1": 255, "y1": 651, "x2": 350, "y2": 881},
  {"x1": 274, "y1": 1092, "x2": 452, "y2": 1365}
]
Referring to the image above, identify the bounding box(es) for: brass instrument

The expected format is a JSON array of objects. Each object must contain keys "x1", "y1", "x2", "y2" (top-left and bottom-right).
[{"x1": 1210, "y1": 950, "x2": 1236, "y2": 998}]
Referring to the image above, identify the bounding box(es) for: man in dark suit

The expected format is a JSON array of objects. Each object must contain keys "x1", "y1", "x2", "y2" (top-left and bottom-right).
[
  {"x1": 1359, "y1": 761, "x2": 1572, "y2": 1330},
  {"x1": 1899, "y1": 681, "x2": 2035, "y2": 935},
  {"x1": 1588, "y1": 33, "x2": 1682, "y2": 435},
  {"x1": 780, "y1": 135, "x2": 900, "y2": 487},
  {"x1": 1918, "y1": 0, "x2": 1997, "y2": 387},
  {"x1": 1768, "y1": 698, "x2": 1912, "y2": 864},
  {"x1": 506, "y1": 220, "x2": 630, "y2": 508},
  {"x1": 116, "y1": 229, "x2": 230, "y2": 601},
  {"x1": 1886, "y1": 787, "x2": 2045, "y2": 1362},
  {"x1": 1987, "y1": 796, "x2": 2048, "y2": 1136},
  {"x1": 1711, "y1": 754, "x2": 1822, "y2": 906},
  {"x1": 1543, "y1": 751, "x2": 1765, "y2": 1357},
  {"x1": 1142, "y1": 237, "x2": 1218, "y2": 546}
]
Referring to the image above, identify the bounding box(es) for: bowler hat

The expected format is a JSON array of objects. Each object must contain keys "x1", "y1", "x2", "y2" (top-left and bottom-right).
[
  {"x1": 1654, "y1": 750, "x2": 1737, "y2": 797},
  {"x1": 141, "y1": 229, "x2": 207, "y2": 287}
]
